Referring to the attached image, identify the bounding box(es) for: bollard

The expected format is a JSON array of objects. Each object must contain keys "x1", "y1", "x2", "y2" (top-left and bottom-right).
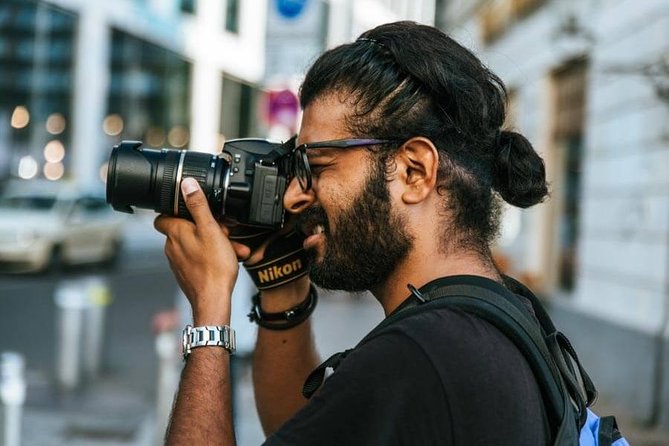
[
  {"x1": 54, "y1": 276, "x2": 112, "y2": 391},
  {"x1": 81, "y1": 277, "x2": 111, "y2": 379},
  {"x1": 0, "y1": 352, "x2": 26, "y2": 446},
  {"x1": 154, "y1": 331, "x2": 181, "y2": 446},
  {"x1": 54, "y1": 282, "x2": 87, "y2": 391}
]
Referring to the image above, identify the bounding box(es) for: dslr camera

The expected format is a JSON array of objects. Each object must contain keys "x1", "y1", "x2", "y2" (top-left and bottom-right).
[{"x1": 106, "y1": 139, "x2": 292, "y2": 244}]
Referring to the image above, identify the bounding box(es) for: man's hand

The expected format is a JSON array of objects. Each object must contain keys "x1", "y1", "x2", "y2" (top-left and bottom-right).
[
  {"x1": 154, "y1": 177, "x2": 240, "y2": 325},
  {"x1": 155, "y1": 177, "x2": 238, "y2": 446}
]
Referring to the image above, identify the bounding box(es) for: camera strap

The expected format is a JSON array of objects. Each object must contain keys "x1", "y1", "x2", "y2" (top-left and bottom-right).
[{"x1": 244, "y1": 230, "x2": 310, "y2": 290}]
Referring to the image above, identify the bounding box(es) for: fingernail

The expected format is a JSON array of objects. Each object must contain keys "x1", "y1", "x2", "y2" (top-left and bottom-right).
[{"x1": 181, "y1": 177, "x2": 199, "y2": 196}]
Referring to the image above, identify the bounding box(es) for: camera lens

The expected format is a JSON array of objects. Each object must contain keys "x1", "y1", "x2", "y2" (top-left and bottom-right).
[
  {"x1": 106, "y1": 138, "x2": 289, "y2": 241},
  {"x1": 106, "y1": 141, "x2": 229, "y2": 219}
]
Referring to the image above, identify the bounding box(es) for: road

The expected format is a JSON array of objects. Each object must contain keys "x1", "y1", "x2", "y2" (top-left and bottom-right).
[
  {"x1": 0, "y1": 238, "x2": 177, "y2": 444},
  {"x1": 0, "y1": 248, "x2": 175, "y2": 384}
]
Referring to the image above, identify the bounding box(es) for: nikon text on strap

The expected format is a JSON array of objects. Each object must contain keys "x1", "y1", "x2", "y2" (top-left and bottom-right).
[{"x1": 244, "y1": 230, "x2": 310, "y2": 290}]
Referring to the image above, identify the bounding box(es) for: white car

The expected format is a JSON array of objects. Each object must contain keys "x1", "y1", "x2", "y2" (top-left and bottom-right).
[{"x1": 0, "y1": 185, "x2": 125, "y2": 273}]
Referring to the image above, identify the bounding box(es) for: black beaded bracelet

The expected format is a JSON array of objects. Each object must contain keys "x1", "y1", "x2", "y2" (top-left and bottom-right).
[{"x1": 247, "y1": 285, "x2": 318, "y2": 330}]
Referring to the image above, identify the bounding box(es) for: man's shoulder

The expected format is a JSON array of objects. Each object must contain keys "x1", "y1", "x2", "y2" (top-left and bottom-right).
[
  {"x1": 370, "y1": 302, "x2": 504, "y2": 345},
  {"x1": 368, "y1": 276, "x2": 536, "y2": 352},
  {"x1": 356, "y1": 302, "x2": 536, "y2": 383}
]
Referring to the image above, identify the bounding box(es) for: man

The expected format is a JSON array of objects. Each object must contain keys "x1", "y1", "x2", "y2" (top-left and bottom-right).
[{"x1": 155, "y1": 21, "x2": 551, "y2": 445}]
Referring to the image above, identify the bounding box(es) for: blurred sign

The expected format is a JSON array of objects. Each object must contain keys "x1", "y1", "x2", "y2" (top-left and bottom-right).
[
  {"x1": 266, "y1": 89, "x2": 300, "y2": 132},
  {"x1": 276, "y1": 0, "x2": 308, "y2": 19},
  {"x1": 265, "y1": 0, "x2": 325, "y2": 82}
]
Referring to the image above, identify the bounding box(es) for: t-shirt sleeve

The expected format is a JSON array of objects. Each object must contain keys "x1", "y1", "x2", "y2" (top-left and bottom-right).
[{"x1": 263, "y1": 331, "x2": 452, "y2": 446}]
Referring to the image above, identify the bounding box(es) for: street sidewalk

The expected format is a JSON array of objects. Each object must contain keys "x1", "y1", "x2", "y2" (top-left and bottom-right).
[{"x1": 21, "y1": 369, "x2": 154, "y2": 446}]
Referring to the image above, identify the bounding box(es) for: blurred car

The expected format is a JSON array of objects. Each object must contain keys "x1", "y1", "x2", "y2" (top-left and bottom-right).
[{"x1": 0, "y1": 183, "x2": 125, "y2": 273}]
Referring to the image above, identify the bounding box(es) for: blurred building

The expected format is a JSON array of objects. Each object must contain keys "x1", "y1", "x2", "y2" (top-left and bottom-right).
[
  {"x1": 326, "y1": 0, "x2": 435, "y2": 46},
  {"x1": 262, "y1": 0, "x2": 436, "y2": 140},
  {"x1": 0, "y1": 0, "x2": 438, "y2": 189},
  {"x1": 0, "y1": 0, "x2": 267, "y2": 189},
  {"x1": 438, "y1": 0, "x2": 669, "y2": 431}
]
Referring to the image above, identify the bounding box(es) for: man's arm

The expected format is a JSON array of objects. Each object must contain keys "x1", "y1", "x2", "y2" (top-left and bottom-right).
[
  {"x1": 251, "y1": 277, "x2": 321, "y2": 435},
  {"x1": 166, "y1": 348, "x2": 234, "y2": 445},
  {"x1": 155, "y1": 178, "x2": 240, "y2": 445}
]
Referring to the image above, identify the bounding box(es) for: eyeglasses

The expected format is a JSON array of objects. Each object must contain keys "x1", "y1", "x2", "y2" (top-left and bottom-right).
[{"x1": 284, "y1": 136, "x2": 398, "y2": 191}]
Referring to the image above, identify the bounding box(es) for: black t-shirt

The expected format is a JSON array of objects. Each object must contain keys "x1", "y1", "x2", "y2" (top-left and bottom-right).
[{"x1": 264, "y1": 276, "x2": 550, "y2": 446}]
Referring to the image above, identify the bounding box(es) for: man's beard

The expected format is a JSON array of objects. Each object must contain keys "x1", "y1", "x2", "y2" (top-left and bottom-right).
[{"x1": 298, "y1": 161, "x2": 414, "y2": 292}]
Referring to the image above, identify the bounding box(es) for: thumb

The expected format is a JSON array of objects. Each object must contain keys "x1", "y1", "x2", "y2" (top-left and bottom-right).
[{"x1": 180, "y1": 177, "x2": 214, "y2": 226}]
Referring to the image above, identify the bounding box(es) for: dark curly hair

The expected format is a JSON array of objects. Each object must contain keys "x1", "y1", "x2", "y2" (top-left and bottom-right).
[{"x1": 299, "y1": 21, "x2": 548, "y2": 256}]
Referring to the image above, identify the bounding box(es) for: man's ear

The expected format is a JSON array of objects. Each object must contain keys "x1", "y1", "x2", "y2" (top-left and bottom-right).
[{"x1": 395, "y1": 137, "x2": 439, "y2": 204}]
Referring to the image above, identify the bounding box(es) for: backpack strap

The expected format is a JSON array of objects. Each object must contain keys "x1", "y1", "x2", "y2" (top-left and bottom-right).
[
  {"x1": 504, "y1": 276, "x2": 598, "y2": 419},
  {"x1": 302, "y1": 349, "x2": 353, "y2": 398},
  {"x1": 597, "y1": 415, "x2": 624, "y2": 445},
  {"x1": 419, "y1": 283, "x2": 580, "y2": 444}
]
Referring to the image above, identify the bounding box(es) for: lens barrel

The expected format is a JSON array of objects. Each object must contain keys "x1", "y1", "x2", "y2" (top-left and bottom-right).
[{"x1": 106, "y1": 141, "x2": 229, "y2": 219}]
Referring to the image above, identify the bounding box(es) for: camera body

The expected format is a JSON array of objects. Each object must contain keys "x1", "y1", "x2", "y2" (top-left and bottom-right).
[
  {"x1": 106, "y1": 138, "x2": 290, "y2": 232},
  {"x1": 216, "y1": 138, "x2": 289, "y2": 228}
]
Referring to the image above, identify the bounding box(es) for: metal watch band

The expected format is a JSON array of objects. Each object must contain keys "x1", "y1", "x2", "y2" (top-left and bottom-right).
[{"x1": 182, "y1": 325, "x2": 236, "y2": 358}]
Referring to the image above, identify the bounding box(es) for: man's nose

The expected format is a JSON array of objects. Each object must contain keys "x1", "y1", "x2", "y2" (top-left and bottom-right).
[{"x1": 283, "y1": 177, "x2": 316, "y2": 214}]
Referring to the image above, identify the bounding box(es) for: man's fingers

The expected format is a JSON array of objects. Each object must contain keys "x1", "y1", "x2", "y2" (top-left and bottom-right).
[
  {"x1": 154, "y1": 214, "x2": 171, "y2": 235},
  {"x1": 230, "y1": 241, "x2": 251, "y2": 261},
  {"x1": 180, "y1": 178, "x2": 214, "y2": 227}
]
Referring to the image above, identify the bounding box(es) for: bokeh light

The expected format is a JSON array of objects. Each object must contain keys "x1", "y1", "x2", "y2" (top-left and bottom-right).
[
  {"x1": 44, "y1": 161, "x2": 65, "y2": 181},
  {"x1": 99, "y1": 161, "x2": 108, "y2": 183},
  {"x1": 44, "y1": 140, "x2": 65, "y2": 163},
  {"x1": 18, "y1": 156, "x2": 38, "y2": 179},
  {"x1": 103, "y1": 114, "x2": 124, "y2": 136},
  {"x1": 46, "y1": 113, "x2": 66, "y2": 134},
  {"x1": 146, "y1": 126, "x2": 166, "y2": 147},
  {"x1": 11, "y1": 106, "x2": 30, "y2": 129},
  {"x1": 168, "y1": 125, "x2": 189, "y2": 147}
]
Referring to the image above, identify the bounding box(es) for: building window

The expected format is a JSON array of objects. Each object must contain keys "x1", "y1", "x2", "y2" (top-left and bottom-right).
[
  {"x1": 225, "y1": 0, "x2": 239, "y2": 34},
  {"x1": 238, "y1": 83, "x2": 254, "y2": 137},
  {"x1": 220, "y1": 76, "x2": 259, "y2": 140},
  {"x1": 550, "y1": 58, "x2": 588, "y2": 292},
  {"x1": 511, "y1": 0, "x2": 545, "y2": 19},
  {"x1": 180, "y1": 0, "x2": 195, "y2": 14},
  {"x1": 107, "y1": 30, "x2": 191, "y2": 149},
  {"x1": 0, "y1": 0, "x2": 76, "y2": 183},
  {"x1": 479, "y1": 0, "x2": 546, "y2": 45},
  {"x1": 219, "y1": 76, "x2": 261, "y2": 139}
]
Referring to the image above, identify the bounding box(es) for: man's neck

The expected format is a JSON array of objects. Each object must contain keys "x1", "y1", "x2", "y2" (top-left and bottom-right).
[{"x1": 370, "y1": 249, "x2": 502, "y2": 316}]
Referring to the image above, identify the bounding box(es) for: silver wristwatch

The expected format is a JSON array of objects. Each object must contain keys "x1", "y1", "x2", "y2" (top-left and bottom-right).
[{"x1": 182, "y1": 325, "x2": 236, "y2": 359}]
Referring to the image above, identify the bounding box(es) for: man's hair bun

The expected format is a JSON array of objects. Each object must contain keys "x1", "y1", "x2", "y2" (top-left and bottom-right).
[{"x1": 491, "y1": 130, "x2": 549, "y2": 208}]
